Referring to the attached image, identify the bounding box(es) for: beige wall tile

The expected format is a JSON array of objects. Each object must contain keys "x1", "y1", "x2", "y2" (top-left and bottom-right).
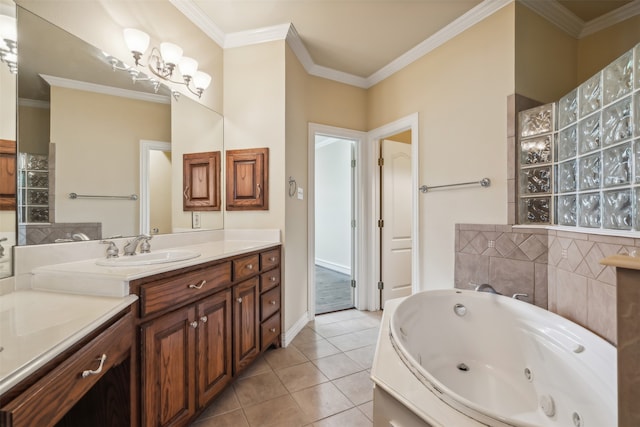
[
  {"x1": 586, "y1": 279, "x2": 616, "y2": 344},
  {"x1": 555, "y1": 269, "x2": 587, "y2": 327},
  {"x1": 489, "y1": 257, "x2": 534, "y2": 298},
  {"x1": 454, "y1": 252, "x2": 489, "y2": 289}
]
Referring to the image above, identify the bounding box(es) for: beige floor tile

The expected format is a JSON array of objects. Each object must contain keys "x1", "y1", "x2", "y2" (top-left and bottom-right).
[
  {"x1": 344, "y1": 344, "x2": 376, "y2": 369},
  {"x1": 291, "y1": 382, "x2": 353, "y2": 422},
  {"x1": 327, "y1": 327, "x2": 379, "y2": 352},
  {"x1": 309, "y1": 321, "x2": 354, "y2": 338},
  {"x1": 237, "y1": 355, "x2": 273, "y2": 380},
  {"x1": 291, "y1": 327, "x2": 324, "y2": 346},
  {"x1": 312, "y1": 407, "x2": 373, "y2": 427},
  {"x1": 312, "y1": 309, "x2": 367, "y2": 325},
  {"x1": 264, "y1": 345, "x2": 309, "y2": 370},
  {"x1": 244, "y1": 395, "x2": 310, "y2": 427},
  {"x1": 294, "y1": 338, "x2": 341, "y2": 360},
  {"x1": 195, "y1": 386, "x2": 240, "y2": 419},
  {"x1": 233, "y1": 371, "x2": 289, "y2": 407},
  {"x1": 332, "y1": 371, "x2": 374, "y2": 406},
  {"x1": 276, "y1": 361, "x2": 329, "y2": 393},
  {"x1": 313, "y1": 353, "x2": 364, "y2": 380},
  {"x1": 191, "y1": 408, "x2": 249, "y2": 427},
  {"x1": 357, "y1": 401, "x2": 374, "y2": 421}
]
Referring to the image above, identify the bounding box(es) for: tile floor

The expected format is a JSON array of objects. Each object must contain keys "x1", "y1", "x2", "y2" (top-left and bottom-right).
[{"x1": 190, "y1": 309, "x2": 382, "y2": 427}]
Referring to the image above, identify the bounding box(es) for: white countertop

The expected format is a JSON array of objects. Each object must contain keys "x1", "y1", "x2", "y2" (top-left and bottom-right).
[
  {"x1": 371, "y1": 298, "x2": 483, "y2": 427},
  {"x1": 30, "y1": 240, "x2": 281, "y2": 297},
  {"x1": 0, "y1": 290, "x2": 138, "y2": 395}
]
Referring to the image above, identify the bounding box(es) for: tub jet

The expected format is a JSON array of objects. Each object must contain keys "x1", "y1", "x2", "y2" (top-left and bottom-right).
[{"x1": 457, "y1": 363, "x2": 469, "y2": 372}]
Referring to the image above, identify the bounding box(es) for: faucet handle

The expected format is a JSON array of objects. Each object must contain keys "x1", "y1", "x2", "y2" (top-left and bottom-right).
[
  {"x1": 512, "y1": 293, "x2": 529, "y2": 301},
  {"x1": 140, "y1": 236, "x2": 152, "y2": 254},
  {"x1": 100, "y1": 240, "x2": 119, "y2": 258}
]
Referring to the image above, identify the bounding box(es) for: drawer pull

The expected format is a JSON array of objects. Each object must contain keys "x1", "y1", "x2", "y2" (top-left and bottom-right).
[
  {"x1": 246, "y1": 264, "x2": 254, "y2": 270},
  {"x1": 190, "y1": 321, "x2": 199, "y2": 328},
  {"x1": 269, "y1": 276, "x2": 277, "y2": 282},
  {"x1": 269, "y1": 256, "x2": 276, "y2": 262},
  {"x1": 237, "y1": 298, "x2": 243, "y2": 304},
  {"x1": 269, "y1": 300, "x2": 277, "y2": 305},
  {"x1": 82, "y1": 354, "x2": 107, "y2": 378},
  {"x1": 200, "y1": 316, "x2": 208, "y2": 323},
  {"x1": 269, "y1": 328, "x2": 276, "y2": 333},
  {"x1": 188, "y1": 280, "x2": 207, "y2": 290}
]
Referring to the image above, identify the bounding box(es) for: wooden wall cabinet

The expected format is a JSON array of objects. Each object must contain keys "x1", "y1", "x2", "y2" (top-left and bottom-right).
[
  {"x1": 225, "y1": 148, "x2": 268, "y2": 211},
  {"x1": 0, "y1": 140, "x2": 16, "y2": 210},
  {"x1": 183, "y1": 151, "x2": 221, "y2": 211}
]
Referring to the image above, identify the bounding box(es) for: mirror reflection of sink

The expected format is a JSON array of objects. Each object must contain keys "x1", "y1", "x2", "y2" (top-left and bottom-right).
[{"x1": 95, "y1": 250, "x2": 200, "y2": 267}]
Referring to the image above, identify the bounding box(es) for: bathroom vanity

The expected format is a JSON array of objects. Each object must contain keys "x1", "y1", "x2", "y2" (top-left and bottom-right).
[{"x1": 0, "y1": 231, "x2": 282, "y2": 427}]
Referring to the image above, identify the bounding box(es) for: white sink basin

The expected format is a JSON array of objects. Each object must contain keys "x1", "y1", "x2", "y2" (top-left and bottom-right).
[{"x1": 95, "y1": 249, "x2": 200, "y2": 267}]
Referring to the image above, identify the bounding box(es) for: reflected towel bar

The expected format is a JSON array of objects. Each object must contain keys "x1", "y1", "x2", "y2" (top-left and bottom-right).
[
  {"x1": 419, "y1": 178, "x2": 490, "y2": 193},
  {"x1": 69, "y1": 192, "x2": 138, "y2": 200}
]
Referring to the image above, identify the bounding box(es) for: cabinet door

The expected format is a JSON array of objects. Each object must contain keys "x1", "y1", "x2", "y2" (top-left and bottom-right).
[
  {"x1": 0, "y1": 139, "x2": 16, "y2": 210},
  {"x1": 196, "y1": 290, "x2": 232, "y2": 408},
  {"x1": 141, "y1": 307, "x2": 196, "y2": 427},
  {"x1": 183, "y1": 151, "x2": 221, "y2": 211},
  {"x1": 225, "y1": 148, "x2": 268, "y2": 211},
  {"x1": 233, "y1": 277, "x2": 260, "y2": 374}
]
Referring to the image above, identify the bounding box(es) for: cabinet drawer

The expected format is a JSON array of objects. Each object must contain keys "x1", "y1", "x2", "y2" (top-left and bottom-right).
[
  {"x1": 260, "y1": 267, "x2": 280, "y2": 293},
  {"x1": 260, "y1": 312, "x2": 281, "y2": 351},
  {"x1": 260, "y1": 286, "x2": 280, "y2": 321},
  {"x1": 260, "y1": 248, "x2": 280, "y2": 270},
  {"x1": 233, "y1": 254, "x2": 259, "y2": 282},
  {"x1": 1, "y1": 313, "x2": 133, "y2": 427},
  {"x1": 141, "y1": 262, "x2": 231, "y2": 317}
]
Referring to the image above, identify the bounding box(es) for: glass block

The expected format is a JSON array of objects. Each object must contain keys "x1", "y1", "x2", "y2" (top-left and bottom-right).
[
  {"x1": 635, "y1": 139, "x2": 640, "y2": 184},
  {"x1": 557, "y1": 125, "x2": 577, "y2": 161},
  {"x1": 603, "y1": 50, "x2": 633, "y2": 105},
  {"x1": 636, "y1": 43, "x2": 640, "y2": 90},
  {"x1": 603, "y1": 143, "x2": 631, "y2": 187},
  {"x1": 520, "y1": 135, "x2": 552, "y2": 165},
  {"x1": 579, "y1": 72, "x2": 602, "y2": 118},
  {"x1": 24, "y1": 154, "x2": 48, "y2": 171},
  {"x1": 520, "y1": 197, "x2": 550, "y2": 224},
  {"x1": 26, "y1": 171, "x2": 48, "y2": 188},
  {"x1": 578, "y1": 193, "x2": 601, "y2": 228},
  {"x1": 602, "y1": 96, "x2": 632, "y2": 146},
  {"x1": 635, "y1": 92, "x2": 640, "y2": 137},
  {"x1": 557, "y1": 160, "x2": 576, "y2": 193},
  {"x1": 519, "y1": 103, "x2": 555, "y2": 138},
  {"x1": 579, "y1": 152, "x2": 601, "y2": 190},
  {"x1": 27, "y1": 207, "x2": 49, "y2": 223},
  {"x1": 603, "y1": 189, "x2": 632, "y2": 230},
  {"x1": 578, "y1": 112, "x2": 601, "y2": 154},
  {"x1": 556, "y1": 195, "x2": 576, "y2": 226},
  {"x1": 26, "y1": 189, "x2": 48, "y2": 205},
  {"x1": 636, "y1": 188, "x2": 640, "y2": 231},
  {"x1": 520, "y1": 166, "x2": 551, "y2": 194},
  {"x1": 558, "y1": 89, "x2": 577, "y2": 128}
]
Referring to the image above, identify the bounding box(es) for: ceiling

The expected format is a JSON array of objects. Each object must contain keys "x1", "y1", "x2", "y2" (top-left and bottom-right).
[{"x1": 177, "y1": 0, "x2": 638, "y2": 84}]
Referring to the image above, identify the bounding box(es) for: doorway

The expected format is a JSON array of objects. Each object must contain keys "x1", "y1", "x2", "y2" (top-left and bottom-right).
[
  {"x1": 140, "y1": 140, "x2": 171, "y2": 235},
  {"x1": 314, "y1": 135, "x2": 356, "y2": 314}
]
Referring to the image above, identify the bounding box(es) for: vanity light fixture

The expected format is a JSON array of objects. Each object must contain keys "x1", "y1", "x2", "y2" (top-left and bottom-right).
[
  {"x1": 113, "y1": 28, "x2": 212, "y2": 98},
  {"x1": 0, "y1": 14, "x2": 17, "y2": 74}
]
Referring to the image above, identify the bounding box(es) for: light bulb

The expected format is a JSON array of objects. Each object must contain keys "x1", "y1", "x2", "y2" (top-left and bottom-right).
[
  {"x1": 123, "y1": 28, "x2": 150, "y2": 55},
  {"x1": 193, "y1": 71, "x2": 211, "y2": 90},
  {"x1": 179, "y1": 57, "x2": 198, "y2": 78},
  {"x1": 160, "y1": 42, "x2": 183, "y2": 65}
]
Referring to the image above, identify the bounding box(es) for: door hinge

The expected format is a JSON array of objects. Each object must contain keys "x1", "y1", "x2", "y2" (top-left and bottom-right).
[
  {"x1": 351, "y1": 159, "x2": 356, "y2": 168},
  {"x1": 378, "y1": 219, "x2": 384, "y2": 228},
  {"x1": 351, "y1": 219, "x2": 356, "y2": 228},
  {"x1": 378, "y1": 157, "x2": 384, "y2": 166},
  {"x1": 378, "y1": 281, "x2": 384, "y2": 290},
  {"x1": 351, "y1": 279, "x2": 356, "y2": 288}
]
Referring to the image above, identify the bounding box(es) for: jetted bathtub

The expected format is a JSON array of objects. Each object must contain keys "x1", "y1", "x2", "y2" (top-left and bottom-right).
[{"x1": 387, "y1": 290, "x2": 617, "y2": 427}]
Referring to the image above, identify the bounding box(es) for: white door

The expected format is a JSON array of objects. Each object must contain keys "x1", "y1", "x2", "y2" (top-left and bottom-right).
[{"x1": 381, "y1": 139, "x2": 412, "y2": 306}]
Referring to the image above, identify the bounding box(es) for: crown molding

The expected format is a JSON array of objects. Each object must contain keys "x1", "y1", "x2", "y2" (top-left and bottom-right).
[
  {"x1": 580, "y1": 0, "x2": 640, "y2": 38},
  {"x1": 519, "y1": 0, "x2": 583, "y2": 37},
  {"x1": 40, "y1": 74, "x2": 171, "y2": 104},
  {"x1": 169, "y1": 0, "x2": 225, "y2": 47},
  {"x1": 225, "y1": 23, "x2": 291, "y2": 49},
  {"x1": 18, "y1": 98, "x2": 50, "y2": 109}
]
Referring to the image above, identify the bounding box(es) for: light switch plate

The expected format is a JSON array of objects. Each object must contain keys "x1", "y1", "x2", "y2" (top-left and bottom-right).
[
  {"x1": 192, "y1": 212, "x2": 201, "y2": 229},
  {"x1": 297, "y1": 187, "x2": 304, "y2": 200}
]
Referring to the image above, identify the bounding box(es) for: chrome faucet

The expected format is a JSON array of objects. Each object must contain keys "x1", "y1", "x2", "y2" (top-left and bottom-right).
[
  {"x1": 474, "y1": 283, "x2": 501, "y2": 294},
  {"x1": 123, "y1": 234, "x2": 152, "y2": 256},
  {"x1": 0, "y1": 237, "x2": 6, "y2": 258}
]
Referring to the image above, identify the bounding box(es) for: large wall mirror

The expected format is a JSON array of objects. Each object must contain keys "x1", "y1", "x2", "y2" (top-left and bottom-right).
[{"x1": 14, "y1": 5, "x2": 223, "y2": 253}]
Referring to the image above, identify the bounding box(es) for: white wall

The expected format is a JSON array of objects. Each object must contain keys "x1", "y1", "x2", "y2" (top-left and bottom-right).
[{"x1": 315, "y1": 139, "x2": 351, "y2": 274}]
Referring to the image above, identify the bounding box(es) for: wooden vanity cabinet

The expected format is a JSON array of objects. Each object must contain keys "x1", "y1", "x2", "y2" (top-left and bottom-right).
[{"x1": 134, "y1": 245, "x2": 281, "y2": 427}]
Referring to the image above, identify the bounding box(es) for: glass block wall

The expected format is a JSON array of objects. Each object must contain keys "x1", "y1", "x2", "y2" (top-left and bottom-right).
[{"x1": 518, "y1": 42, "x2": 640, "y2": 231}]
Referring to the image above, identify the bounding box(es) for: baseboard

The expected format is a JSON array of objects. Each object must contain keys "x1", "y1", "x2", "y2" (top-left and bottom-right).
[
  {"x1": 315, "y1": 259, "x2": 351, "y2": 276},
  {"x1": 282, "y1": 311, "x2": 310, "y2": 347}
]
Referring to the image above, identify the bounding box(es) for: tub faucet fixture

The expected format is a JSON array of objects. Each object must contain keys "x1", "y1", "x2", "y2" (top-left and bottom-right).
[
  {"x1": 123, "y1": 234, "x2": 152, "y2": 255},
  {"x1": 100, "y1": 240, "x2": 119, "y2": 259},
  {"x1": 474, "y1": 283, "x2": 501, "y2": 294},
  {"x1": 0, "y1": 237, "x2": 6, "y2": 258}
]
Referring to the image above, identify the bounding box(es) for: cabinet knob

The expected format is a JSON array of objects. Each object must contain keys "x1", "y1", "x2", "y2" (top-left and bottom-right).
[
  {"x1": 269, "y1": 256, "x2": 276, "y2": 262},
  {"x1": 188, "y1": 280, "x2": 207, "y2": 290},
  {"x1": 190, "y1": 321, "x2": 199, "y2": 328},
  {"x1": 237, "y1": 298, "x2": 243, "y2": 304},
  {"x1": 246, "y1": 264, "x2": 254, "y2": 270},
  {"x1": 82, "y1": 354, "x2": 107, "y2": 378},
  {"x1": 269, "y1": 276, "x2": 277, "y2": 282},
  {"x1": 269, "y1": 328, "x2": 276, "y2": 333},
  {"x1": 200, "y1": 316, "x2": 208, "y2": 323},
  {"x1": 269, "y1": 300, "x2": 276, "y2": 305}
]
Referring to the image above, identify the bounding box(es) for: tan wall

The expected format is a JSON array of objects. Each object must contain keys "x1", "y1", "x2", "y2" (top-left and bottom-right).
[
  {"x1": 51, "y1": 87, "x2": 170, "y2": 238},
  {"x1": 17, "y1": 104, "x2": 49, "y2": 155},
  {"x1": 515, "y1": 3, "x2": 578, "y2": 103},
  {"x1": 307, "y1": 75, "x2": 368, "y2": 132},
  {"x1": 150, "y1": 150, "x2": 172, "y2": 235},
  {"x1": 0, "y1": 65, "x2": 16, "y2": 236},
  {"x1": 577, "y1": 15, "x2": 640, "y2": 84},
  {"x1": 368, "y1": 3, "x2": 515, "y2": 291}
]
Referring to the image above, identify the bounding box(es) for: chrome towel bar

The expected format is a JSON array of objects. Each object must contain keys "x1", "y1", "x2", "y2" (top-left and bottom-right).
[
  {"x1": 419, "y1": 178, "x2": 490, "y2": 193},
  {"x1": 69, "y1": 192, "x2": 138, "y2": 200}
]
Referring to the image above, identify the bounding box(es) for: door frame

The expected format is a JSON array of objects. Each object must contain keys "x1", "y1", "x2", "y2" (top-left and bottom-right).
[
  {"x1": 308, "y1": 123, "x2": 366, "y2": 320},
  {"x1": 368, "y1": 113, "x2": 420, "y2": 310},
  {"x1": 140, "y1": 140, "x2": 171, "y2": 235}
]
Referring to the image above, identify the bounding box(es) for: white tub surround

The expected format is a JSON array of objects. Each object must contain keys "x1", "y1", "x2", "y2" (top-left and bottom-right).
[
  {"x1": 379, "y1": 290, "x2": 617, "y2": 427},
  {"x1": 371, "y1": 298, "x2": 484, "y2": 427},
  {"x1": 0, "y1": 290, "x2": 137, "y2": 395}
]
